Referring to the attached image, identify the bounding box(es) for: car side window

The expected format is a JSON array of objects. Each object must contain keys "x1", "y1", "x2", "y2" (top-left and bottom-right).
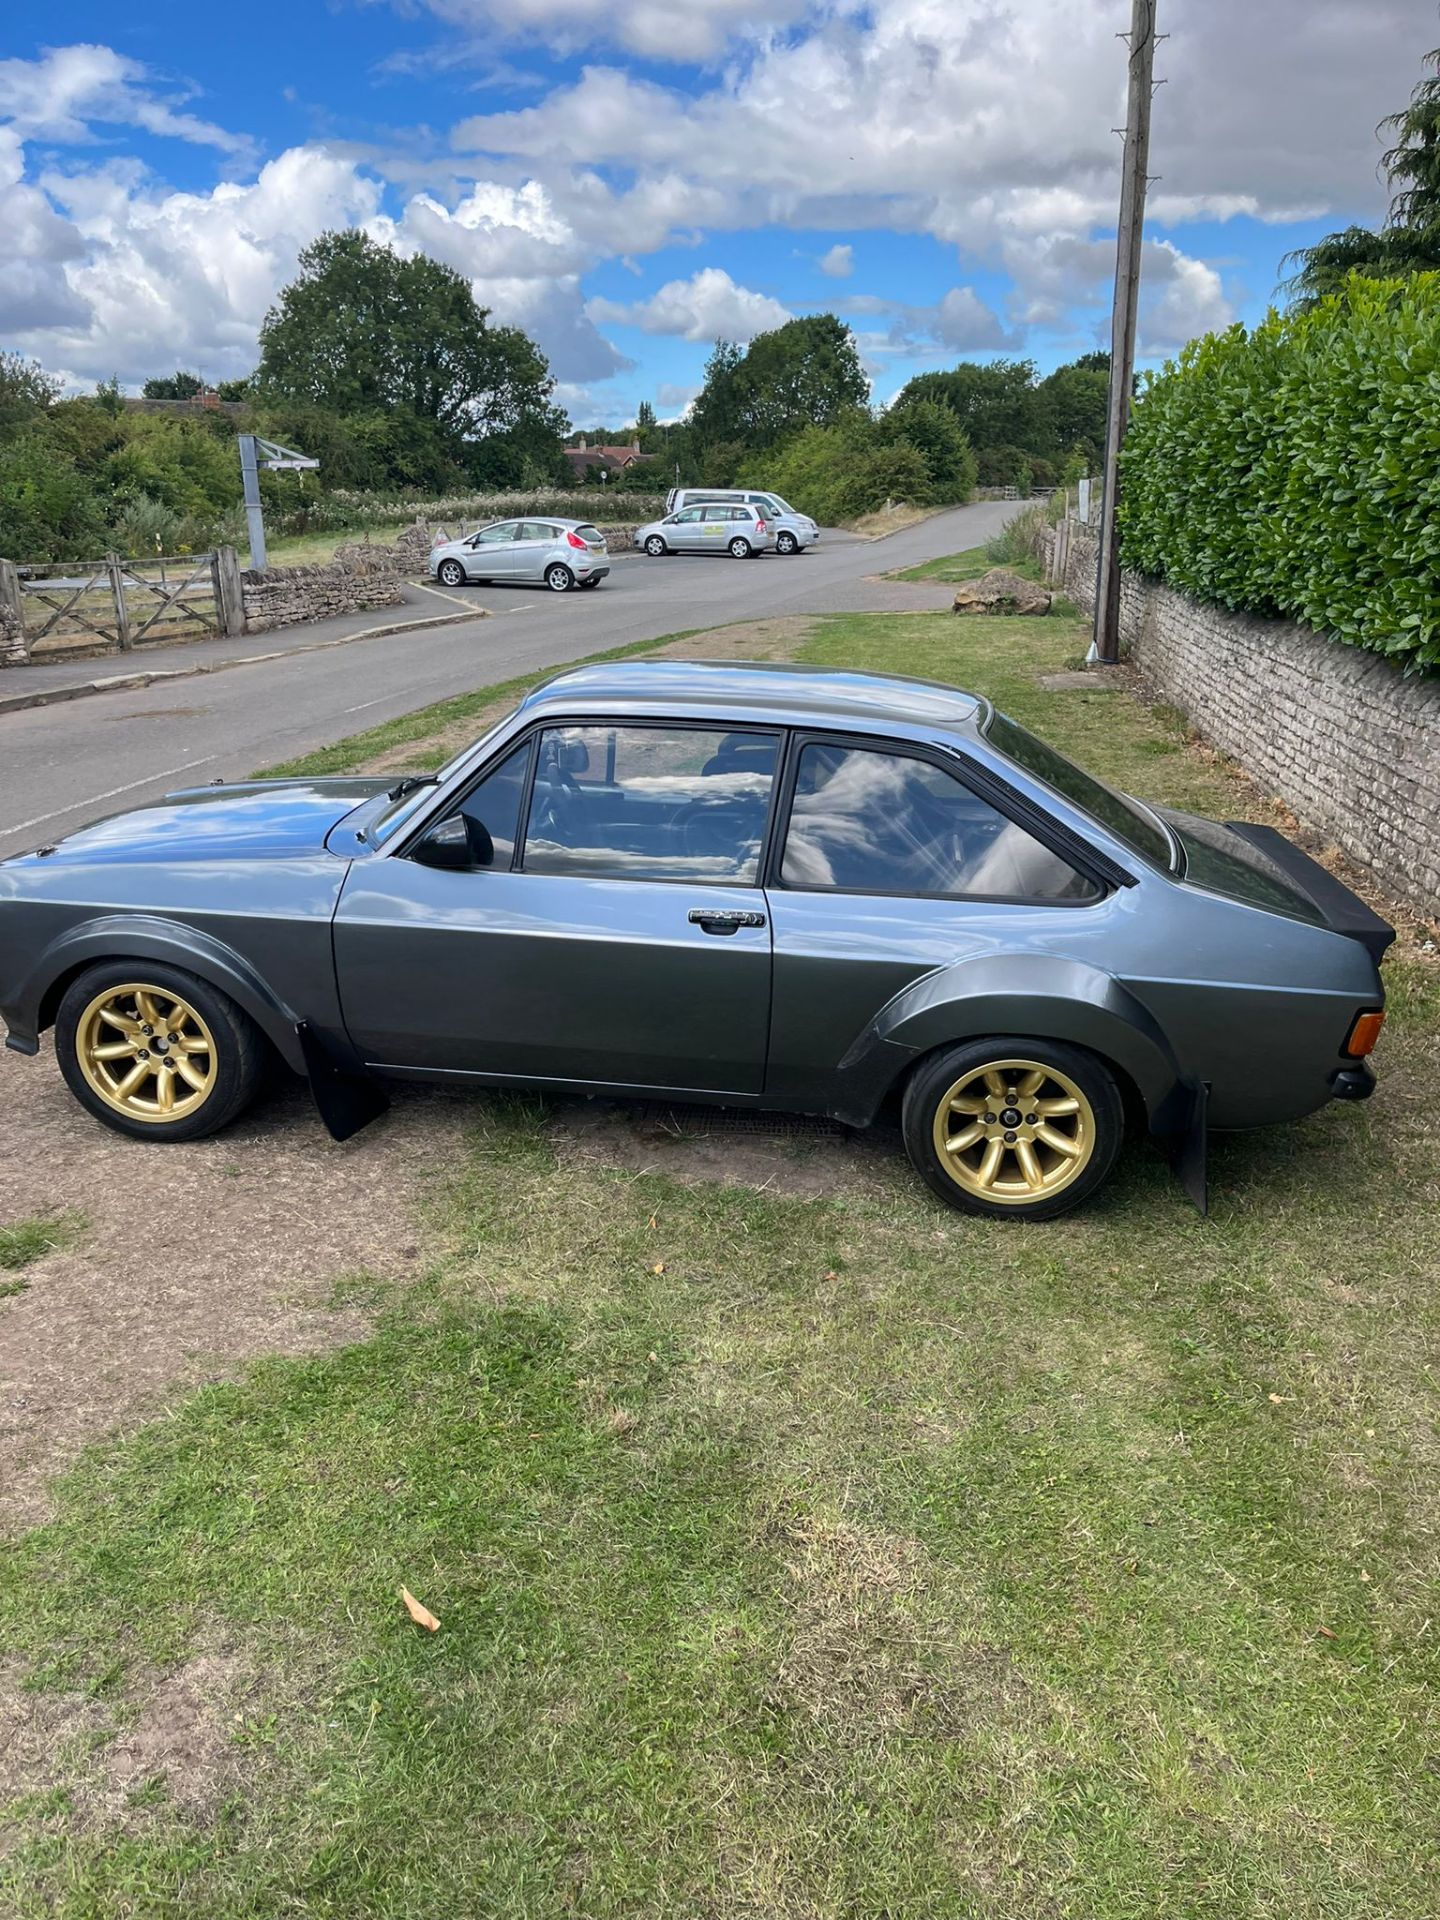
[
  {"x1": 779, "y1": 742, "x2": 1099, "y2": 901},
  {"x1": 523, "y1": 725, "x2": 781, "y2": 884},
  {"x1": 453, "y1": 740, "x2": 533, "y2": 868},
  {"x1": 670, "y1": 507, "x2": 702, "y2": 523},
  {"x1": 518, "y1": 522, "x2": 556, "y2": 541},
  {"x1": 471, "y1": 522, "x2": 516, "y2": 546},
  {"x1": 701, "y1": 506, "x2": 734, "y2": 522}
]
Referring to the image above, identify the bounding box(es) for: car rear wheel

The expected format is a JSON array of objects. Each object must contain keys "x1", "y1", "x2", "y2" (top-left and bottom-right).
[
  {"x1": 545, "y1": 563, "x2": 574, "y2": 592},
  {"x1": 56, "y1": 962, "x2": 265, "y2": 1143},
  {"x1": 437, "y1": 559, "x2": 467, "y2": 588},
  {"x1": 776, "y1": 531, "x2": 798, "y2": 554},
  {"x1": 729, "y1": 536, "x2": 753, "y2": 559},
  {"x1": 901, "y1": 1038, "x2": 1123, "y2": 1220},
  {"x1": 644, "y1": 535, "x2": 667, "y2": 556}
]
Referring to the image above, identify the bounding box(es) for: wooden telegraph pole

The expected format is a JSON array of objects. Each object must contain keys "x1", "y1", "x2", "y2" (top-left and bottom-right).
[{"x1": 1093, "y1": 0, "x2": 1159, "y2": 665}]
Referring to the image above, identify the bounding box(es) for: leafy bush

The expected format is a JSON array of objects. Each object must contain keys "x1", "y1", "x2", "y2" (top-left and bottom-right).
[
  {"x1": 112, "y1": 493, "x2": 184, "y2": 557},
  {"x1": 1118, "y1": 275, "x2": 1440, "y2": 670},
  {"x1": 984, "y1": 502, "x2": 1050, "y2": 567}
]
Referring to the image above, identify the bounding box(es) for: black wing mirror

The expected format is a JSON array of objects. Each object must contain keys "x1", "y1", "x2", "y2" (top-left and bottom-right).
[{"x1": 412, "y1": 814, "x2": 494, "y2": 870}]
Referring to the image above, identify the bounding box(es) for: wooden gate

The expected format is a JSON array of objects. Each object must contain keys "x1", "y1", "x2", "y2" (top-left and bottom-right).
[{"x1": 12, "y1": 552, "x2": 228, "y2": 660}]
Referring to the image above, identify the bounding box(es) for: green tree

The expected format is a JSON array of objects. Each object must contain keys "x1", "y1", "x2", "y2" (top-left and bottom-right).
[
  {"x1": 142, "y1": 371, "x2": 205, "y2": 400},
  {"x1": 690, "y1": 317, "x2": 869, "y2": 456},
  {"x1": 1035, "y1": 361, "x2": 1109, "y2": 466},
  {"x1": 256, "y1": 230, "x2": 563, "y2": 468},
  {"x1": 876, "y1": 396, "x2": 976, "y2": 501},
  {"x1": 0, "y1": 353, "x2": 61, "y2": 435},
  {"x1": 688, "y1": 340, "x2": 745, "y2": 450},
  {"x1": 892, "y1": 360, "x2": 1042, "y2": 456},
  {"x1": 95, "y1": 375, "x2": 124, "y2": 419},
  {"x1": 1285, "y1": 42, "x2": 1440, "y2": 305}
]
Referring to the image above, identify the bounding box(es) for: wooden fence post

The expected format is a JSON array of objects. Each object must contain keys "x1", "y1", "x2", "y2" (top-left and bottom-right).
[
  {"x1": 106, "y1": 552, "x2": 132, "y2": 651},
  {"x1": 212, "y1": 545, "x2": 245, "y2": 636},
  {"x1": 0, "y1": 559, "x2": 28, "y2": 665}
]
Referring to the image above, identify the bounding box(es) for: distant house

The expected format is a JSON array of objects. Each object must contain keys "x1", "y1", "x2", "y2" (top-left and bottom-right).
[{"x1": 562, "y1": 436, "x2": 657, "y2": 480}]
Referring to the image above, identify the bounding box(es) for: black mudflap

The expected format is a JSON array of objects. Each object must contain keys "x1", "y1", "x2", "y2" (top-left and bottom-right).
[
  {"x1": 296, "y1": 1020, "x2": 390, "y2": 1142},
  {"x1": 1154, "y1": 1078, "x2": 1208, "y2": 1215}
]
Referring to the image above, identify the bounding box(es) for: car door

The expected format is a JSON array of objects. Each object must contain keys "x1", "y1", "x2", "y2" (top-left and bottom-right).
[
  {"x1": 665, "y1": 506, "x2": 705, "y2": 551},
  {"x1": 333, "y1": 721, "x2": 783, "y2": 1095},
  {"x1": 761, "y1": 735, "x2": 1107, "y2": 1108},
  {"x1": 700, "y1": 504, "x2": 737, "y2": 550},
  {"x1": 466, "y1": 520, "x2": 522, "y2": 578},
  {"x1": 510, "y1": 521, "x2": 557, "y2": 582}
]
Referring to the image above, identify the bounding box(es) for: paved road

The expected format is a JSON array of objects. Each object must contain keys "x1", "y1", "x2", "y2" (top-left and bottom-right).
[{"x1": 0, "y1": 500, "x2": 1016, "y2": 858}]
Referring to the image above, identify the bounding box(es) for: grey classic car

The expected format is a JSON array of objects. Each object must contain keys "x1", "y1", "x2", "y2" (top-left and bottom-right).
[{"x1": 0, "y1": 661, "x2": 1392, "y2": 1218}]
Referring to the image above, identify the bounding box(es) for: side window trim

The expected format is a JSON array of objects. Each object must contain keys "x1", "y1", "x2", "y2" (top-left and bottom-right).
[
  {"x1": 762, "y1": 729, "x2": 1112, "y2": 906},
  {"x1": 511, "y1": 716, "x2": 792, "y2": 888}
]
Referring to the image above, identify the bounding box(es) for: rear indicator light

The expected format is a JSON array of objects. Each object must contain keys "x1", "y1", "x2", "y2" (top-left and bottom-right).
[
  {"x1": 755, "y1": 518, "x2": 767, "y2": 532},
  {"x1": 1345, "y1": 1010, "x2": 1385, "y2": 1057},
  {"x1": 566, "y1": 531, "x2": 586, "y2": 549}
]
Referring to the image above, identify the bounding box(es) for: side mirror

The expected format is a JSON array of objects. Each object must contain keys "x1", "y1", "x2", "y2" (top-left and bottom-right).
[{"x1": 412, "y1": 814, "x2": 493, "y2": 871}]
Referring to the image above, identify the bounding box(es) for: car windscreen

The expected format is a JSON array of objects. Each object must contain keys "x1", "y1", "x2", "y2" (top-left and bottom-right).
[{"x1": 983, "y1": 709, "x2": 1174, "y2": 870}]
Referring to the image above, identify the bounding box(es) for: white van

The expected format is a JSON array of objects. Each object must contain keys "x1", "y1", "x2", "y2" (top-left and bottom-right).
[{"x1": 662, "y1": 487, "x2": 818, "y2": 554}]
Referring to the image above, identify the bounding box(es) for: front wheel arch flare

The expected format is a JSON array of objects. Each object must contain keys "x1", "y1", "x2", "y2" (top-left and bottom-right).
[{"x1": 30, "y1": 919, "x2": 303, "y2": 1072}]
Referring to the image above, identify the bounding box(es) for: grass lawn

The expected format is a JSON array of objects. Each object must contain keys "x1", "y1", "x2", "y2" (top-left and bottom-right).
[
  {"x1": 260, "y1": 526, "x2": 412, "y2": 571},
  {"x1": 887, "y1": 546, "x2": 1047, "y2": 587},
  {"x1": 3, "y1": 577, "x2": 1437, "y2": 1917}
]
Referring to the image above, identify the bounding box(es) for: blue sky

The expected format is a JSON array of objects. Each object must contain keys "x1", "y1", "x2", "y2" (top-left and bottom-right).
[{"x1": 1, "y1": 1, "x2": 1433, "y2": 426}]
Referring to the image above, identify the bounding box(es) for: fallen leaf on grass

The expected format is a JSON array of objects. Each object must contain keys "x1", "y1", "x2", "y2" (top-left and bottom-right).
[
  {"x1": 1315, "y1": 1625, "x2": 1338, "y2": 1641},
  {"x1": 400, "y1": 1586, "x2": 440, "y2": 1632},
  {"x1": 650, "y1": 1260, "x2": 666, "y2": 1274}
]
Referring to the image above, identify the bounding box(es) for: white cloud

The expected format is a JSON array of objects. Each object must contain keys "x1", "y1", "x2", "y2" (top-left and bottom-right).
[
  {"x1": 818, "y1": 242, "x2": 853, "y2": 278},
  {"x1": 0, "y1": 6, "x2": 1429, "y2": 405},
  {"x1": 844, "y1": 284, "x2": 1015, "y2": 355},
  {"x1": 0, "y1": 43, "x2": 252, "y2": 158},
  {"x1": 588, "y1": 267, "x2": 790, "y2": 342},
  {"x1": 415, "y1": 0, "x2": 812, "y2": 63}
]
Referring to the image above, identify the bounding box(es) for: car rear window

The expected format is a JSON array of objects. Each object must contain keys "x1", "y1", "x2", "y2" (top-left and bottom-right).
[
  {"x1": 574, "y1": 525, "x2": 603, "y2": 543},
  {"x1": 983, "y1": 710, "x2": 1173, "y2": 870}
]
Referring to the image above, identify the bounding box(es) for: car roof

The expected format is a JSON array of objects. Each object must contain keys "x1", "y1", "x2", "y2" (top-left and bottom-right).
[{"x1": 516, "y1": 659, "x2": 985, "y2": 733}]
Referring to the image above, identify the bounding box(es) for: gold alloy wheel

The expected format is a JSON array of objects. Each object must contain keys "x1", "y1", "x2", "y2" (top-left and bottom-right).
[
  {"x1": 75, "y1": 982, "x2": 218, "y2": 1124},
  {"x1": 931, "y1": 1057, "x2": 1095, "y2": 1205}
]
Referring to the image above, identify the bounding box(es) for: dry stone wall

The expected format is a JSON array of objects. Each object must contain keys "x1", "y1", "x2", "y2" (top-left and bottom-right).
[{"x1": 1042, "y1": 518, "x2": 1440, "y2": 921}]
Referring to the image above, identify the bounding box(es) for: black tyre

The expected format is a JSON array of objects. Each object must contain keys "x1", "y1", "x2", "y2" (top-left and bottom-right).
[
  {"x1": 580, "y1": 577, "x2": 601, "y2": 589},
  {"x1": 901, "y1": 1037, "x2": 1123, "y2": 1220},
  {"x1": 437, "y1": 559, "x2": 467, "y2": 588},
  {"x1": 776, "y1": 530, "x2": 798, "y2": 555},
  {"x1": 644, "y1": 535, "x2": 668, "y2": 556},
  {"x1": 545, "y1": 563, "x2": 574, "y2": 592},
  {"x1": 729, "y1": 536, "x2": 753, "y2": 559},
  {"x1": 56, "y1": 962, "x2": 266, "y2": 1143}
]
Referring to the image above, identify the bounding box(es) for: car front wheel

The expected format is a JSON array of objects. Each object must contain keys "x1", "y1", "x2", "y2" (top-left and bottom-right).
[
  {"x1": 729, "y1": 536, "x2": 753, "y2": 559},
  {"x1": 56, "y1": 963, "x2": 265, "y2": 1143},
  {"x1": 901, "y1": 1038, "x2": 1123, "y2": 1219},
  {"x1": 545, "y1": 563, "x2": 574, "y2": 592},
  {"x1": 776, "y1": 531, "x2": 798, "y2": 554},
  {"x1": 437, "y1": 559, "x2": 467, "y2": 588},
  {"x1": 644, "y1": 535, "x2": 667, "y2": 556}
]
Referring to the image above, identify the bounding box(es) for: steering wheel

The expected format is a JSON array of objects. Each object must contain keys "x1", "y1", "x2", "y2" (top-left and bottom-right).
[{"x1": 673, "y1": 797, "x2": 755, "y2": 862}]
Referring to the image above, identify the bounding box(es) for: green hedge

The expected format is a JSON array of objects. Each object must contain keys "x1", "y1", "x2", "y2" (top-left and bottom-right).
[{"x1": 1118, "y1": 276, "x2": 1440, "y2": 671}]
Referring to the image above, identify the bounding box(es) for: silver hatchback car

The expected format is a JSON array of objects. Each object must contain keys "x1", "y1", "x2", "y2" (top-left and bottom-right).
[
  {"x1": 637, "y1": 502, "x2": 775, "y2": 559},
  {"x1": 430, "y1": 518, "x2": 609, "y2": 593}
]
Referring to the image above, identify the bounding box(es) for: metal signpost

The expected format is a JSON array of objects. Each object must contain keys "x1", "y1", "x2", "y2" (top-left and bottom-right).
[{"x1": 237, "y1": 435, "x2": 320, "y2": 571}]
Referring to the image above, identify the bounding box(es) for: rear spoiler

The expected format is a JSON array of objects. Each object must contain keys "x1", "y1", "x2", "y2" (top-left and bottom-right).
[{"x1": 1224, "y1": 823, "x2": 1396, "y2": 964}]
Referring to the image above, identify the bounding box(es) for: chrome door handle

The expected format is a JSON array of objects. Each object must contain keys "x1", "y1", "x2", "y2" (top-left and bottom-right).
[{"x1": 688, "y1": 908, "x2": 766, "y2": 935}]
